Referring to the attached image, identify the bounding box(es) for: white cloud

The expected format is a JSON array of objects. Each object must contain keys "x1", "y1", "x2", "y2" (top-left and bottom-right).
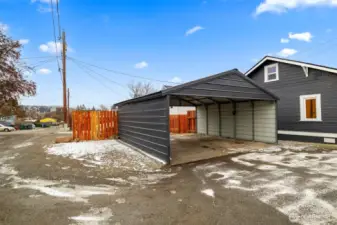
[
  {"x1": 39, "y1": 41, "x2": 61, "y2": 54},
  {"x1": 277, "y1": 48, "x2": 298, "y2": 58},
  {"x1": 280, "y1": 38, "x2": 289, "y2": 43},
  {"x1": 185, "y1": 26, "x2": 204, "y2": 36},
  {"x1": 255, "y1": 0, "x2": 337, "y2": 15},
  {"x1": 289, "y1": 32, "x2": 313, "y2": 42},
  {"x1": 134, "y1": 61, "x2": 148, "y2": 69},
  {"x1": 326, "y1": 28, "x2": 333, "y2": 33},
  {"x1": 19, "y1": 39, "x2": 30, "y2": 45},
  {"x1": 0, "y1": 22, "x2": 9, "y2": 33},
  {"x1": 170, "y1": 77, "x2": 182, "y2": 83},
  {"x1": 39, "y1": 41, "x2": 73, "y2": 54},
  {"x1": 38, "y1": 68, "x2": 52, "y2": 74}
]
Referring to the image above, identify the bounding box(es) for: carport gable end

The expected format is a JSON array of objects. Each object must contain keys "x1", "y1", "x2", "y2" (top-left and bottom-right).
[
  {"x1": 115, "y1": 69, "x2": 279, "y2": 164},
  {"x1": 162, "y1": 69, "x2": 279, "y2": 103}
]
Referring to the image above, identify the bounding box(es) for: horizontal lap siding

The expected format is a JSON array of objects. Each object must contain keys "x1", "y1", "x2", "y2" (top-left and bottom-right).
[
  {"x1": 220, "y1": 104, "x2": 234, "y2": 138},
  {"x1": 197, "y1": 106, "x2": 206, "y2": 134},
  {"x1": 236, "y1": 102, "x2": 253, "y2": 140},
  {"x1": 254, "y1": 101, "x2": 277, "y2": 143},
  {"x1": 249, "y1": 61, "x2": 337, "y2": 134},
  {"x1": 118, "y1": 97, "x2": 170, "y2": 162},
  {"x1": 207, "y1": 104, "x2": 219, "y2": 136}
]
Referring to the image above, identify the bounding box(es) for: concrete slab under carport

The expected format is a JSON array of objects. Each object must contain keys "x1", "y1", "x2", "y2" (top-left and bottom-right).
[{"x1": 170, "y1": 134, "x2": 272, "y2": 165}]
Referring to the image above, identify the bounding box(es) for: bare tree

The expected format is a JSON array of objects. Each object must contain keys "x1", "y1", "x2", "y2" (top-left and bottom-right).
[
  {"x1": 128, "y1": 81, "x2": 156, "y2": 98},
  {"x1": 0, "y1": 28, "x2": 36, "y2": 106},
  {"x1": 99, "y1": 104, "x2": 108, "y2": 110}
]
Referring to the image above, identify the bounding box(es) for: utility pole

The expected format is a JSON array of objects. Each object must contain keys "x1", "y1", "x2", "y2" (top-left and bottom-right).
[
  {"x1": 62, "y1": 30, "x2": 67, "y2": 126},
  {"x1": 67, "y1": 88, "x2": 70, "y2": 129}
]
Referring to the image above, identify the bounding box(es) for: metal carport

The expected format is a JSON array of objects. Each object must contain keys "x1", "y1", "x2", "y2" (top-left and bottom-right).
[{"x1": 114, "y1": 69, "x2": 279, "y2": 164}]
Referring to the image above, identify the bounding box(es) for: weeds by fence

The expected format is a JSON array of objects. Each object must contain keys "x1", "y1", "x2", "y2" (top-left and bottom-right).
[{"x1": 72, "y1": 110, "x2": 118, "y2": 141}]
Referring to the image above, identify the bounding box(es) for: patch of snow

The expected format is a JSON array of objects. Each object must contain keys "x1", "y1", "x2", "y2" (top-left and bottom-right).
[
  {"x1": 70, "y1": 207, "x2": 113, "y2": 225},
  {"x1": 201, "y1": 189, "x2": 214, "y2": 198},
  {"x1": 9, "y1": 176, "x2": 117, "y2": 203},
  {"x1": 46, "y1": 140, "x2": 161, "y2": 172},
  {"x1": 257, "y1": 165, "x2": 278, "y2": 171},
  {"x1": 105, "y1": 178, "x2": 128, "y2": 184},
  {"x1": 170, "y1": 190, "x2": 176, "y2": 194},
  {"x1": 231, "y1": 157, "x2": 255, "y2": 167},
  {"x1": 127, "y1": 173, "x2": 176, "y2": 185},
  {"x1": 115, "y1": 198, "x2": 126, "y2": 204},
  {"x1": 61, "y1": 166, "x2": 70, "y2": 170},
  {"x1": 13, "y1": 142, "x2": 33, "y2": 149},
  {"x1": 45, "y1": 164, "x2": 51, "y2": 167},
  {"x1": 194, "y1": 150, "x2": 337, "y2": 225}
]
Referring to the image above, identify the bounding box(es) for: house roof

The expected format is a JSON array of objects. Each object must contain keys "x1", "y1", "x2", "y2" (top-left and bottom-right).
[
  {"x1": 245, "y1": 56, "x2": 337, "y2": 77},
  {"x1": 115, "y1": 69, "x2": 278, "y2": 107}
]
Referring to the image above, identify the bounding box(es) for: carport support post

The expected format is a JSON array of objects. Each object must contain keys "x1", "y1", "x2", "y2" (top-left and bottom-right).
[
  {"x1": 218, "y1": 103, "x2": 222, "y2": 137},
  {"x1": 232, "y1": 101, "x2": 236, "y2": 139},
  {"x1": 275, "y1": 100, "x2": 278, "y2": 144},
  {"x1": 205, "y1": 105, "x2": 209, "y2": 135},
  {"x1": 166, "y1": 95, "x2": 171, "y2": 163},
  {"x1": 252, "y1": 101, "x2": 255, "y2": 141}
]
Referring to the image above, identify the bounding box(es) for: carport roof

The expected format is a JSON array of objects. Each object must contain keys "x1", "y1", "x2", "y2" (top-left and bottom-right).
[{"x1": 115, "y1": 69, "x2": 278, "y2": 107}]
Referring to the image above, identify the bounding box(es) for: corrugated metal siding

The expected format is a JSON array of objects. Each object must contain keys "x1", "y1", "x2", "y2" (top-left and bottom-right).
[
  {"x1": 197, "y1": 106, "x2": 206, "y2": 134},
  {"x1": 236, "y1": 102, "x2": 253, "y2": 140},
  {"x1": 118, "y1": 97, "x2": 170, "y2": 163},
  {"x1": 254, "y1": 101, "x2": 277, "y2": 143},
  {"x1": 207, "y1": 104, "x2": 219, "y2": 136},
  {"x1": 168, "y1": 73, "x2": 275, "y2": 101},
  {"x1": 220, "y1": 104, "x2": 234, "y2": 138},
  {"x1": 249, "y1": 61, "x2": 337, "y2": 133}
]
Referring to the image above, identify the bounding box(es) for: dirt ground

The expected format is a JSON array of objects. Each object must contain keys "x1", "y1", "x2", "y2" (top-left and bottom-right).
[
  {"x1": 1, "y1": 128, "x2": 336, "y2": 225},
  {"x1": 170, "y1": 134, "x2": 271, "y2": 165}
]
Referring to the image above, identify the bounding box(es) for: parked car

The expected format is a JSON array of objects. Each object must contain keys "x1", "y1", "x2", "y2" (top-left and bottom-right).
[{"x1": 0, "y1": 124, "x2": 16, "y2": 132}]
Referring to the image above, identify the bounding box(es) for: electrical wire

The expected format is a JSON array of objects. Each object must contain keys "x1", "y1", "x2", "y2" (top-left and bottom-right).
[
  {"x1": 31, "y1": 58, "x2": 56, "y2": 68},
  {"x1": 69, "y1": 58, "x2": 129, "y2": 98},
  {"x1": 21, "y1": 56, "x2": 55, "y2": 60},
  {"x1": 50, "y1": 0, "x2": 63, "y2": 84},
  {"x1": 67, "y1": 56, "x2": 181, "y2": 84},
  {"x1": 56, "y1": 0, "x2": 62, "y2": 40},
  {"x1": 68, "y1": 57, "x2": 127, "y2": 89}
]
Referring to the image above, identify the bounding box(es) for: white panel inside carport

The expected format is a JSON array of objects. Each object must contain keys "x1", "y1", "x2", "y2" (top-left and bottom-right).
[
  {"x1": 197, "y1": 101, "x2": 277, "y2": 143},
  {"x1": 197, "y1": 106, "x2": 206, "y2": 134},
  {"x1": 220, "y1": 104, "x2": 234, "y2": 138},
  {"x1": 207, "y1": 104, "x2": 219, "y2": 135},
  {"x1": 236, "y1": 102, "x2": 253, "y2": 140},
  {"x1": 254, "y1": 101, "x2": 276, "y2": 143}
]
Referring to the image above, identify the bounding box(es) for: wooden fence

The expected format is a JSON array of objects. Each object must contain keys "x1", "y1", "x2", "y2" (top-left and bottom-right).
[
  {"x1": 72, "y1": 110, "x2": 118, "y2": 141},
  {"x1": 170, "y1": 110, "x2": 196, "y2": 134}
]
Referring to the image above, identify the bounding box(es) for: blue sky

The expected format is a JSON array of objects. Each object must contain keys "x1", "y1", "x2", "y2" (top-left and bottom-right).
[{"x1": 1, "y1": 0, "x2": 337, "y2": 107}]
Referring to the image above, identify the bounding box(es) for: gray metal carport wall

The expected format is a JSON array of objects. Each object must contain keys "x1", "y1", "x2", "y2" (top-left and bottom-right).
[{"x1": 115, "y1": 69, "x2": 279, "y2": 164}]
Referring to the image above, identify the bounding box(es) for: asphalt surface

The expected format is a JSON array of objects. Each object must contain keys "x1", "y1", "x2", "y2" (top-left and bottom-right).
[{"x1": 2, "y1": 129, "x2": 330, "y2": 225}]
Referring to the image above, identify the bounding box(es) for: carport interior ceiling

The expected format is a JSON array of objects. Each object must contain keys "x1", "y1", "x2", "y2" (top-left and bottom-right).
[{"x1": 115, "y1": 69, "x2": 279, "y2": 164}]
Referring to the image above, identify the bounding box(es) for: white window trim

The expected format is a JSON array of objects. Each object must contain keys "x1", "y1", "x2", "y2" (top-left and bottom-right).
[
  {"x1": 299, "y1": 94, "x2": 322, "y2": 122},
  {"x1": 264, "y1": 63, "x2": 279, "y2": 83}
]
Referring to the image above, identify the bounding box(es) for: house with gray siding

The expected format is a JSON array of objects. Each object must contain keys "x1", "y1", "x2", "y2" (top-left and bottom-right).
[{"x1": 246, "y1": 56, "x2": 337, "y2": 144}]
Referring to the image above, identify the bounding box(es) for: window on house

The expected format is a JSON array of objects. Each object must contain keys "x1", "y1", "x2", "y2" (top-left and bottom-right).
[
  {"x1": 264, "y1": 64, "x2": 279, "y2": 82},
  {"x1": 300, "y1": 94, "x2": 322, "y2": 121}
]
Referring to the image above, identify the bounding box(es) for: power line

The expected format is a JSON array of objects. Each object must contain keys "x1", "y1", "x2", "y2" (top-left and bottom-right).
[
  {"x1": 69, "y1": 57, "x2": 127, "y2": 89},
  {"x1": 67, "y1": 56, "x2": 181, "y2": 84},
  {"x1": 69, "y1": 58, "x2": 128, "y2": 98},
  {"x1": 49, "y1": 0, "x2": 63, "y2": 84},
  {"x1": 21, "y1": 56, "x2": 55, "y2": 60},
  {"x1": 55, "y1": 0, "x2": 62, "y2": 40},
  {"x1": 31, "y1": 58, "x2": 56, "y2": 68}
]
